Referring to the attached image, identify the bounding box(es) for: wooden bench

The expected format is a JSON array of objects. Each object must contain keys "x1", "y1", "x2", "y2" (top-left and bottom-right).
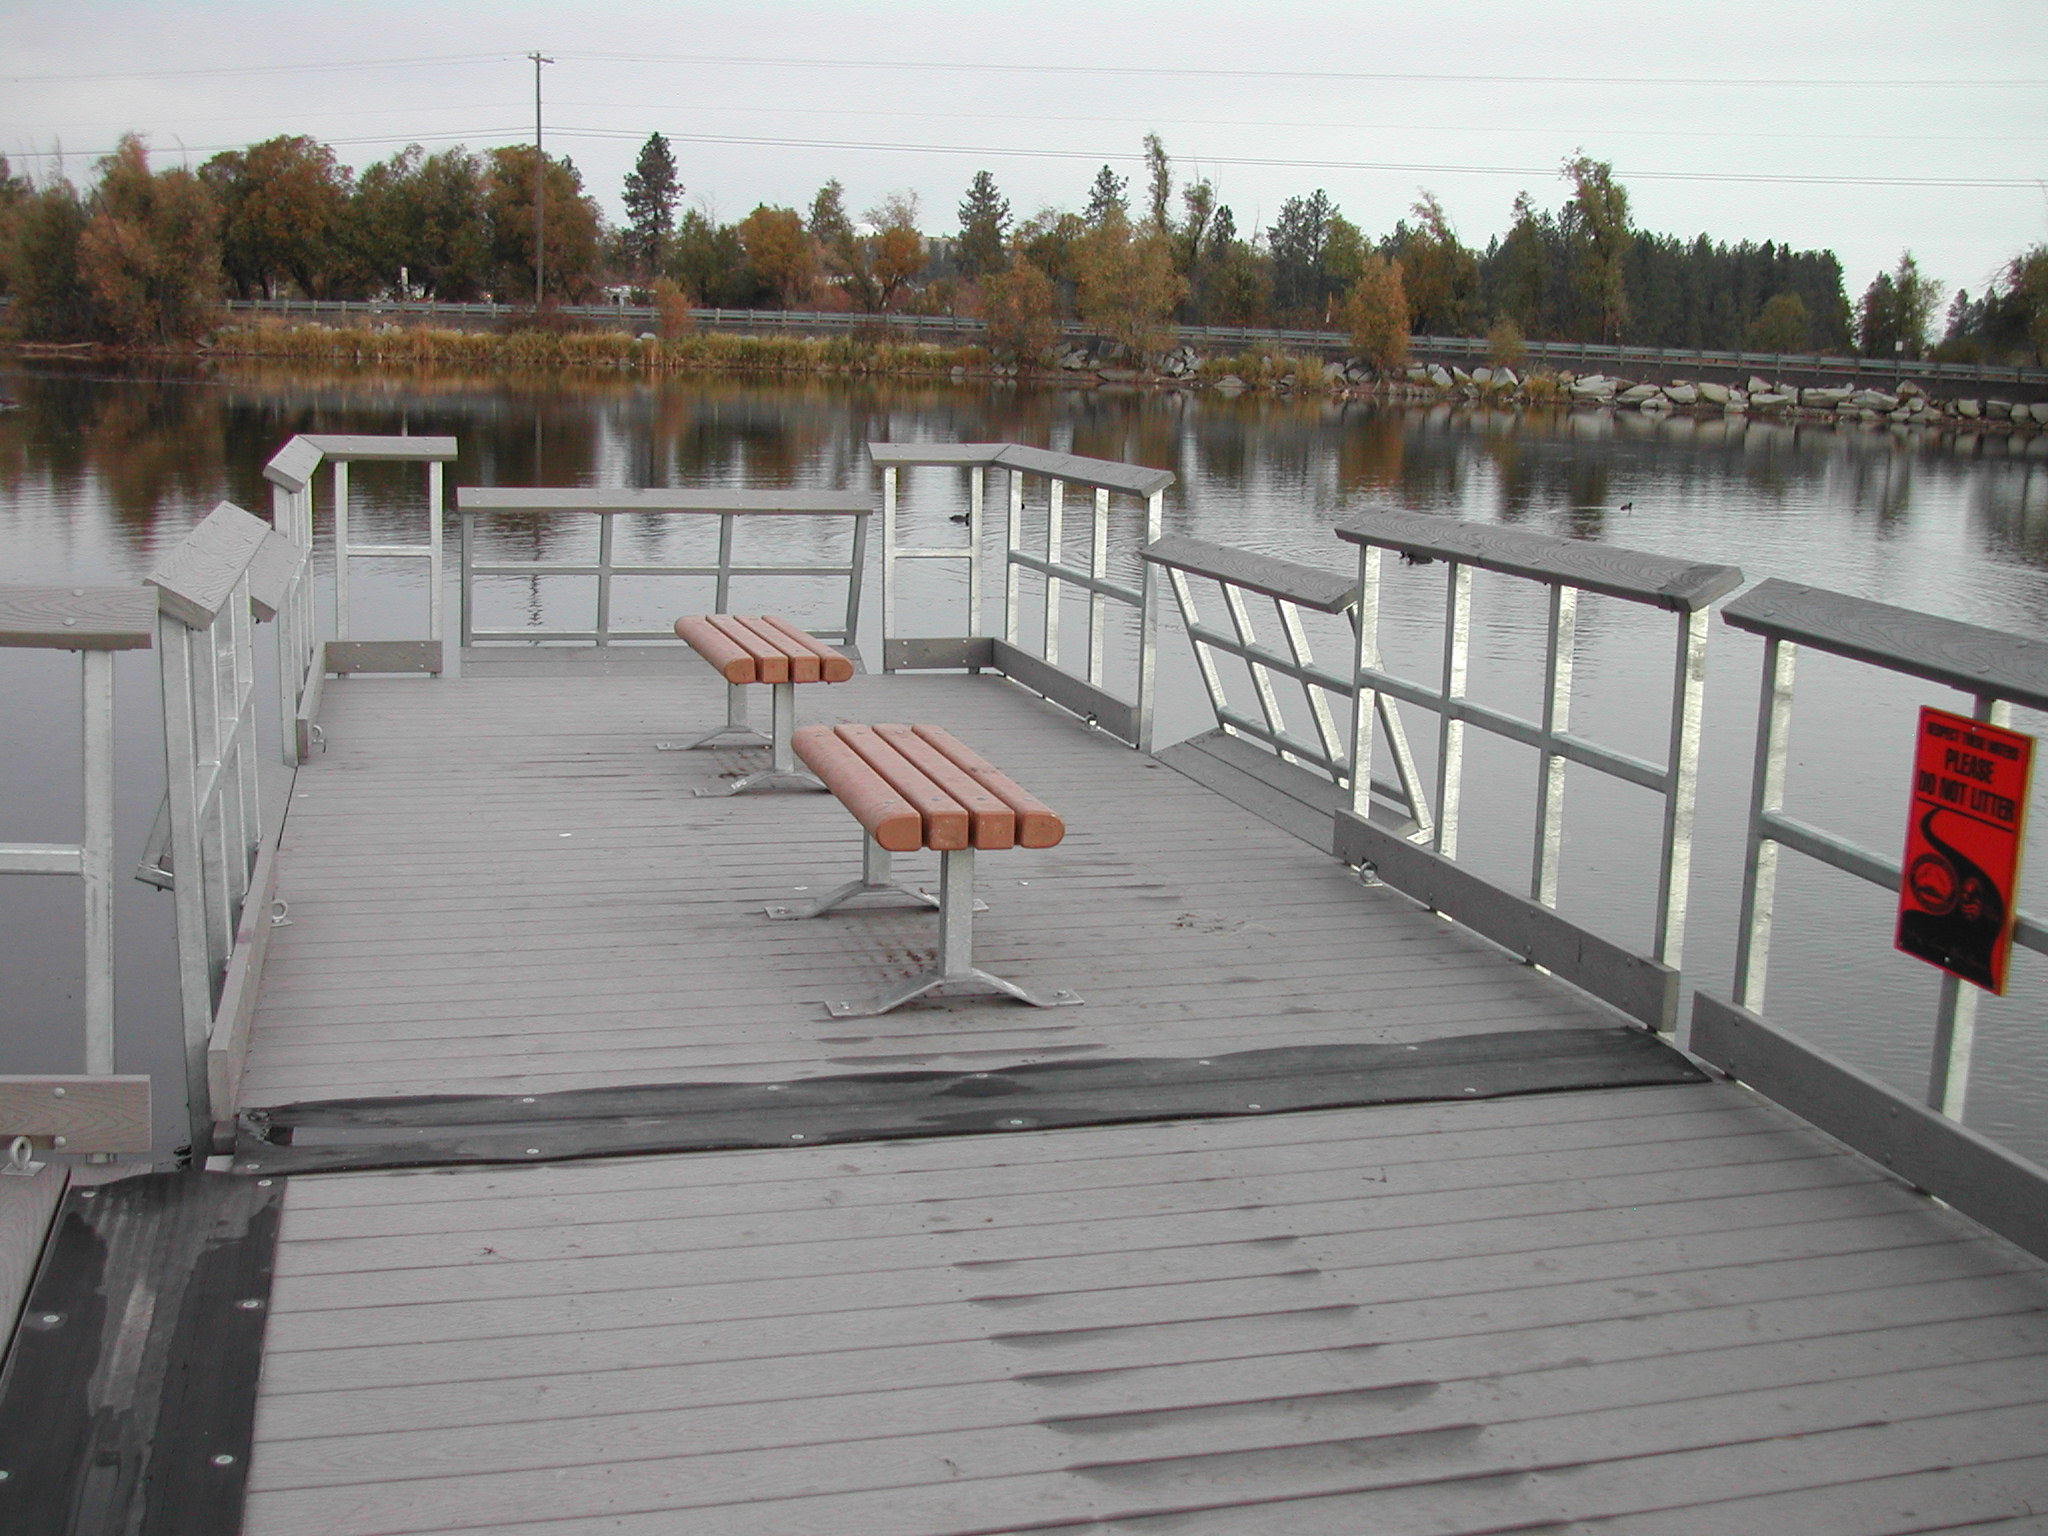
[
  {"x1": 767, "y1": 723, "x2": 1081, "y2": 1017},
  {"x1": 667, "y1": 614, "x2": 854, "y2": 796}
]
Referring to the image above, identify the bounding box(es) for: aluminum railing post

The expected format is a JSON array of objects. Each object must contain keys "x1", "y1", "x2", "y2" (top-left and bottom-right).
[
  {"x1": 1433, "y1": 561, "x2": 1472, "y2": 860},
  {"x1": 1733, "y1": 636, "x2": 1797, "y2": 1012},
  {"x1": 1652, "y1": 606, "x2": 1711, "y2": 969},
  {"x1": 81, "y1": 648, "x2": 116, "y2": 1075},
  {"x1": 1530, "y1": 582, "x2": 1578, "y2": 908},
  {"x1": 1135, "y1": 489, "x2": 1163, "y2": 754},
  {"x1": 881, "y1": 466, "x2": 898, "y2": 670},
  {"x1": 158, "y1": 611, "x2": 215, "y2": 1156},
  {"x1": 1928, "y1": 692, "x2": 2013, "y2": 1118}
]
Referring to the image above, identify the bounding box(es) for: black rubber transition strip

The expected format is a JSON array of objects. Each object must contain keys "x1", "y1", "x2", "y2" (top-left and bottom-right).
[
  {"x1": 0, "y1": 1172, "x2": 283, "y2": 1536},
  {"x1": 234, "y1": 1025, "x2": 1706, "y2": 1176}
]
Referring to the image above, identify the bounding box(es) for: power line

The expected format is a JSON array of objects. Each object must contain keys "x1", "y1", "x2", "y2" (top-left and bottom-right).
[
  {"x1": 560, "y1": 50, "x2": 2048, "y2": 90},
  {"x1": 2, "y1": 52, "x2": 514, "y2": 85}
]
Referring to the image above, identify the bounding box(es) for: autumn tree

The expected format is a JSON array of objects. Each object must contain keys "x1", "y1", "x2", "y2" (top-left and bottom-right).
[
  {"x1": 485, "y1": 146, "x2": 604, "y2": 301},
  {"x1": 806, "y1": 180, "x2": 872, "y2": 308},
  {"x1": 355, "y1": 145, "x2": 492, "y2": 299},
  {"x1": 1073, "y1": 207, "x2": 1185, "y2": 361},
  {"x1": 867, "y1": 192, "x2": 924, "y2": 309},
  {"x1": 1343, "y1": 253, "x2": 1410, "y2": 372},
  {"x1": 1190, "y1": 205, "x2": 1270, "y2": 326},
  {"x1": 982, "y1": 260, "x2": 1057, "y2": 361},
  {"x1": 955, "y1": 170, "x2": 1010, "y2": 280},
  {"x1": 669, "y1": 207, "x2": 754, "y2": 307},
  {"x1": 737, "y1": 204, "x2": 814, "y2": 307},
  {"x1": 201, "y1": 135, "x2": 356, "y2": 299},
  {"x1": 1017, "y1": 208, "x2": 1087, "y2": 293},
  {"x1": 621, "y1": 133, "x2": 682, "y2": 282},
  {"x1": 1176, "y1": 178, "x2": 1216, "y2": 281},
  {"x1": 1560, "y1": 153, "x2": 1632, "y2": 341},
  {"x1": 1390, "y1": 192, "x2": 1478, "y2": 335},
  {"x1": 1141, "y1": 134, "x2": 1172, "y2": 235},
  {"x1": 77, "y1": 135, "x2": 220, "y2": 344},
  {"x1": 3, "y1": 178, "x2": 95, "y2": 338}
]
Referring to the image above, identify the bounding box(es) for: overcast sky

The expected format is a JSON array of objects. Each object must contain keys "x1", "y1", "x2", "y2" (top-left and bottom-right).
[{"x1": 6, "y1": 0, "x2": 2045, "y2": 306}]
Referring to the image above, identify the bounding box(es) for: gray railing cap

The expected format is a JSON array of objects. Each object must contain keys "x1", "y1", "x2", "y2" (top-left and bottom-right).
[
  {"x1": 146, "y1": 501, "x2": 273, "y2": 629},
  {"x1": 1335, "y1": 510, "x2": 1743, "y2": 612},
  {"x1": 1143, "y1": 534, "x2": 1356, "y2": 614},
  {"x1": 455, "y1": 487, "x2": 870, "y2": 514},
  {"x1": 1723, "y1": 578, "x2": 2048, "y2": 712},
  {"x1": 263, "y1": 434, "x2": 459, "y2": 493},
  {"x1": 867, "y1": 441, "x2": 1176, "y2": 497},
  {"x1": 0, "y1": 585, "x2": 157, "y2": 650}
]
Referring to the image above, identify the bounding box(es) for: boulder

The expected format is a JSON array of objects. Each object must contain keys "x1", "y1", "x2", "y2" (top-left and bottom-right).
[
  {"x1": 1697, "y1": 381, "x2": 1732, "y2": 405},
  {"x1": 1752, "y1": 391, "x2": 1796, "y2": 411},
  {"x1": 1324, "y1": 362, "x2": 1348, "y2": 383},
  {"x1": 1619, "y1": 383, "x2": 1664, "y2": 403},
  {"x1": 1407, "y1": 365, "x2": 1433, "y2": 385},
  {"x1": 1664, "y1": 383, "x2": 1699, "y2": 405},
  {"x1": 1802, "y1": 387, "x2": 1853, "y2": 408},
  {"x1": 1470, "y1": 366, "x2": 1493, "y2": 386},
  {"x1": 1849, "y1": 389, "x2": 1899, "y2": 412},
  {"x1": 1986, "y1": 400, "x2": 2014, "y2": 419},
  {"x1": 1570, "y1": 378, "x2": 1618, "y2": 400},
  {"x1": 1496, "y1": 367, "x2": 1520, "y2": 389},
  {"x1": 1747, "y1": 375, "x2": 1775, "y2": 396},
  {"x1": 1429, "y1": 365, "x2": 1454, "y2": 389},
  {"x1": 2031, "y1": 402, "x2": 2048, "y2": 425},
  {"x1": 1215, "y1": 374, "x2": 1246, "y2": 393},
  {"x1": 1451, "y1": 366, "x2": 1473, "y2": 386},
  {"x1": 1897, "y1": 380, "x2": 1926, "y2": 398}
]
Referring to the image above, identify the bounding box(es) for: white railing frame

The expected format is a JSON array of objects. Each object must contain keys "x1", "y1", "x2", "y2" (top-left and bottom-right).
[
  {"x1": 1719, "y1": 580, "x2": 2048, "y2": 1121},
  {"x1": 1335, "y1": 512, "x2": 1744, "y2": 971},
  {"x1": 869, "y1": 443, "x2": 1173, "y2": 751}
]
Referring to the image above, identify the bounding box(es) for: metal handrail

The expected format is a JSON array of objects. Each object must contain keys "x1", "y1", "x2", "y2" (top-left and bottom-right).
[
  {"x1": 1333, "y1": 512, "x2": 1745, "y2": 984},
  {"x1": 868, "y1": 443, "x2": 1174, "y2": 750},
  {"x1": 0, "y1": 587, "x2": 156, "y2": 1084},
  {"x1": 1142, "y1": 535, "x2": 1430, "y2": 828},
  {"x1": 1717, "y1": 578, "x2": 2048, "y2": 1119},
  {"x1": 144, "y1": 503, "x2": 302, "y2": 1154},
  {"x1": 262, "y1": 435, "x2": 458, "y2": 763},
  {"x1": 454, "y1": 488, "x2": 872, "y2": 648}
]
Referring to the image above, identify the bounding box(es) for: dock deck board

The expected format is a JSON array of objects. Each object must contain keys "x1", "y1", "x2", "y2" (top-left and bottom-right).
[{"x1": 231, "y1": 658, "x2": 2048, "y2": 1533}]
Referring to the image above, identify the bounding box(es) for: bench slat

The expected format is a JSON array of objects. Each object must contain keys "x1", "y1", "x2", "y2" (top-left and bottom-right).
[
  {"x1": 874, "y1": 725, "x2": 1016, "y2": 850},
  {"x1": 792, "y1": 727, "x2": 925, "y2": 851},
  {"x1": 705, "y1": 614, "x2": 790, "y2": 682},
  {"x1": 833, "y1": 726, "x2": 971, "y2": 850},
  {"x1": 731, "y1": 615, "x2": 820, "y2": 682},
  {"x1": 672, "y1": 617, "x2": 756, "y2": 683},
  {"x1": 758, "y1": 615, "x2": 856, "y2": 682},
  {"x1": 912, "y1": 725, "x2": 1066, "y2": 848}
]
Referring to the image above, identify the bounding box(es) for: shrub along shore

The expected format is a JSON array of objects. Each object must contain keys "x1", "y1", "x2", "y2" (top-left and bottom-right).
[{"x1": 152, "y1": 323, "x2": 2044, "y2": 433}]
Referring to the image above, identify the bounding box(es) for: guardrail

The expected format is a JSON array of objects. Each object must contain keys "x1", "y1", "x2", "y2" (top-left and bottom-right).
[
  {"x1": 1328, "y1": 513, "x2": 1744, "y2": 1032},
  {"x1": 454, "y1": 488, "x2": 872, "y2": 649},
  {"x1": 216, "y1": 297, "x2": 2048, "y2": 390},
  {"x1": 1141, "y1": 534, "x2": 1430, "y2": 847},
  {"x1": 262, "y1": 435, "x2": 459, "y2": 763},
  {"x1": 0, "y1": 586, "x2": 158, "y2": 1163},
  {"x1": 142, "y1": 503, "x2": 304, "y2": 1154},
  {"x1": 1691, "y1": 579, "x2": 2048, "y2": 1259},
  {"x1": 867, "y1": 443, "x2": 1174, "y2": 750}
]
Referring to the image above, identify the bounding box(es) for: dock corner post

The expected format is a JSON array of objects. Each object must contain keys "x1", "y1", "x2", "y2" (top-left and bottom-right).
[
  {"x1": 968, "y1": 465, "x2": 986, "y2": 641},
  {"x1": 1652, "y1": 604, "x2": 1712, "y2": 970},
  {"x1": 81, "y1": 647, "x2": 116, "y2": 1076},
  {"x1": 1346, "y1": 543, "x2": 1382, "y2": 821},
  {"x1": 332, "y1": 460, "x2": 351, "y2": 641},
  {"x1": 157, "y1": 610, "x2": 216, "y2": 1158},
  {"x1": 427, "y1": 458, "x2": 445, "y2": 643},
  {"x1": 459, "y1": 510, "x2": 475, "y2": 650},
  {"x1": 595, "y1": 510, "x2": 615, "y2": 647},
  {"x1": 1135, "y1": 489, "x2": 1164, "y2": 754},
  {"x1": 881, "y1": 466, "x2": 898, "y2": 671},
  {"x1": 1733, "y1": 635, "x2": 1798, "y2": 1013}
]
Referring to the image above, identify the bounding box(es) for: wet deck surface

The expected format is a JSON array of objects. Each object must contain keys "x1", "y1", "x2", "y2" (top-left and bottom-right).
[{"x1": 235, "y1": 655, "x2": 2048, "y2": 1534}]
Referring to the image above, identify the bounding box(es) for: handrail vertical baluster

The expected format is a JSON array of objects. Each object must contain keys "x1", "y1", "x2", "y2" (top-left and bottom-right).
[
  {"x1": 1135, "y1": 489, "x2": 1163, "y2": 754},
  {"x1": 81, "y1": 648, "x2": 116, "y2": 1075},
  {"x1": 1004, "y1": 469, "x2": 1024, "y2": 647},
  {"x1": 1087, "y1": 488, "x2": 1109, "y2": 688},
  {"x1": 1043, "y1": 478, "x2": 1064, "y2": 669},
  {"x1": 1733, "y1": 636, "x2": 1797, "y2": 1012},
  {"x1": 1434, "y1": 561, "x2": 1472, "y2": 859},
  {"x1": 1653, "y1": 606, "x2": 1712, "y2": 967},
  {"x1": 1531, "y1": 582, "x2": 1577, "y2": 907}
]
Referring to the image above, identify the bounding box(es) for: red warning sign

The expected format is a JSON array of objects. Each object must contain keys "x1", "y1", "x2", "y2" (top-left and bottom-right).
[{"x1": 1896, "y1": 707, "x2": 2035, "y2": 993}]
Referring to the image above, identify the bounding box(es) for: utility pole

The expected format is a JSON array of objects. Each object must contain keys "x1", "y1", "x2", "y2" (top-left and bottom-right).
[{"x1": 529, "y1": 51, "x2": 554, "y2": 307}]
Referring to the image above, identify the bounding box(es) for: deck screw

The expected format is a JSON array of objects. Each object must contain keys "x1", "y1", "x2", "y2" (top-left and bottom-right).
[
  {"x1": 519, "y1": 1097, "x2": 536, "y2": 1104},
  {"x1": 1006, "y1": 1119, "x2": 1026, "y2": 1126},
  {"x1": 77, "y1": 1189, "x2": 95, "y2": 1198},
  {"x1": 255, "y1": 1178, "x2": 273, "y2": 1187},
  {"x1": 40, "y1": 1314, "x2": 60, "y2": 1325},
  {"x1": 63, "y1": 617, "x2": 76, "y2": 626},
  {"x1": 52, "y1": 1137, "x2": 66, "y2": 1148},
  {"x1": 525, "y1": 1148, "x2": 541, "y2": 1156},
  {"x1": 212, "y1": 1454, "x2": 235, "y2": 1467},
  {"x1": 52, "y1": 1087, "x2": 66, "y2": 1097},
  {"x1": 1247, "y1": 1104, "x2": 1262, "y2": 1111},
  {"x1": 791, "y1": 1134, "x2": 806, "y2": 1141},
  {"x1": 236, "y1": 1299, "x2": 263, "y2": 1310}
]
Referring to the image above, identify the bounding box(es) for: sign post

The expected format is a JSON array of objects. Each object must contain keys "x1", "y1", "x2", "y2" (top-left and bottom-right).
[{"x1": 1896, "y1": 706, "x2": 2035, "y2": 993}]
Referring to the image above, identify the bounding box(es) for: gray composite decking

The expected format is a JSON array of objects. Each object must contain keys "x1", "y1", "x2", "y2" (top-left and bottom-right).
[
  {"x1": 234, "y1": 654, "x2": 2048, "y2": 1534},
  {"x1": 240, "y1": 653, "x2": 1597, "y2": 1107}
]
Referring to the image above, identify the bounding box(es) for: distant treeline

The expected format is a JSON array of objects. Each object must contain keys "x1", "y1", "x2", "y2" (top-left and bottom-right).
[{"x1": 2, "y1": 131, "x2": 2042, "y2": 368}]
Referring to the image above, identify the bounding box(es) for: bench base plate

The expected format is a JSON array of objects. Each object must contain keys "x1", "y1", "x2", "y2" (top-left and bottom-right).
[
  {"x1": 695, "y1": 767, "x2": 827, "y2": 797},
  {"x1": 826, "y1": 967, "x2": 1083, "y2": 1018}
]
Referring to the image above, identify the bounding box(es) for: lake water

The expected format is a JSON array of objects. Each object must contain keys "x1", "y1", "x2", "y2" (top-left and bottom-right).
[{"x1": 5, "y1": 359, "x2": 2047, "y2": 1161}]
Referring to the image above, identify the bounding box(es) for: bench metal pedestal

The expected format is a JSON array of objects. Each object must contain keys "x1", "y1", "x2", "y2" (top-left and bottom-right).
[
  {"x1": 660, "y1": 682, "x2": 826, "y2": 796},
  {"x1": 795, "y1": 847, "x2": 1080, "y2": 1018}
]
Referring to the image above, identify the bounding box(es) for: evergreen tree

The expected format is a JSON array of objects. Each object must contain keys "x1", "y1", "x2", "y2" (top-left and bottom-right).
[
  {"x1": 1142, "y1": 134, "x2": 1172, "y2": 235},
  {"x1": 1267, "y1": 189, "x2": 1338, "y2": 321},
  {"x1": 955, "y1": 170, "x2": 1010, "y2": 280},
  {"x1": 1856, "y1": 251, "x2": 1942, "y2": 358},
  {"x1": 1083, "y1": 165, "x2": 1129, "y2": 226},
  {"x1": 1559, "y1": 153, "x2": 1632, "y2": 342},
  {"x1": 621, "y1": 133, "x2": 682, "y2": 281}
]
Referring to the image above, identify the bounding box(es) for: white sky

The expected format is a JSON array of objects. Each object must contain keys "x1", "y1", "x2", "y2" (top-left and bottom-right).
[{"x1": 5, "y1": 0, "x2": 2046, "y2": 305}]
